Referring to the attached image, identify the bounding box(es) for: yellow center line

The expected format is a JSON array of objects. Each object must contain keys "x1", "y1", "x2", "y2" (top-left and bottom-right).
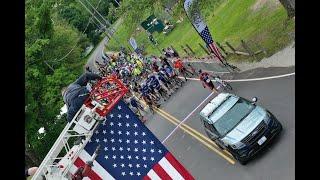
[
  {"x1": 154, "y1": 108, "x2": 235, "y2": 164},
  {"x1": 156, "y1": 108, "x2": 234, "y2": 157},
  {"x1": 137, "y1": 98, "x2": 235, "y2": 164}
]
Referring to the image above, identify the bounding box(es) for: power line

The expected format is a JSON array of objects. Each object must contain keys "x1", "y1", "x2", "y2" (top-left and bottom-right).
[{"x1": 47, "y1": 0, "x2": 103, "y2": 64}]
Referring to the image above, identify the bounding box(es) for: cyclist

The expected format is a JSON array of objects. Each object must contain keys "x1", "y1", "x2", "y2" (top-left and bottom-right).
[
  {"x1": 173, "y1": 58, "x2": 194, "y2": 81},
  {"x1": 198, "y1": 69, "x2": 218, "y2": 93},
  {"x1": 146, "y1": 74, "x2": 170, "y2": 100}
]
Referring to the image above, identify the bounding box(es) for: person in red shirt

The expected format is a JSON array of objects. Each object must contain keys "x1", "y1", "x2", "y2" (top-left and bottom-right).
[
  {"x1": 198, "y1": 69, "x2": 218, "y2": 93},
  {"x1": 173, "y1": 58, "x2": 194, "y2": 81}
]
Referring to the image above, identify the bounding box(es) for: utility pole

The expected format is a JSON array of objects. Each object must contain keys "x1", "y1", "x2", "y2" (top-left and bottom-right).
[{"x1": 78, "y1": 0, "x2": 129, "y2": 51}]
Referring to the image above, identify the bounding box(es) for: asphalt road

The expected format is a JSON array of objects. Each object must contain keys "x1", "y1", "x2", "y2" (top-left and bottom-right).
[
  {"x1": 87, "y1": 36, "x2": 295, "y2": 179},
  {"x1": 144, "y1": 69, "x2": 295, "y2": 180},
  {"x1": 86, "y1": 36, "x2": 109, "y2": 73}
]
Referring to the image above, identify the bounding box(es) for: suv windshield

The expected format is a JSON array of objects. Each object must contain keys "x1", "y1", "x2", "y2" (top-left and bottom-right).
[{"x1": 211, "y1": 98, "x2": 255, "y2": 137}]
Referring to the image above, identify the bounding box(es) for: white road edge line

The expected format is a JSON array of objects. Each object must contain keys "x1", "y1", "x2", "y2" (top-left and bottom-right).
[
  {"x1": 179, "y1": 72, "x2": 295, "y2": 82},
  {"x1": 162, "y1": 92, "x2": 215, "y2": 143}
]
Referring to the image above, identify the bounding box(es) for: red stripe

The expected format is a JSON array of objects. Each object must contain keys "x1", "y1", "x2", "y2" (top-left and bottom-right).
[
  {"x1": 143, "y1": 175, "x2": 152, "y2": 180},
  {"x1": 210, "y1": 43, "x2": 223, "y2": 61},
  {"x1": 165, "y1": 153, "x2": 195, "y2": 180},
  {"x1": 74, "y1": 157, "x2": 102, "y2": 180},
  {"x1": 153, "y1": 163, "x2": 173, "y2": 180}
]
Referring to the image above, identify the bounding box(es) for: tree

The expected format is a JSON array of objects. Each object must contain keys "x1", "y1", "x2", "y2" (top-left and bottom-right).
[
  {"x1": 35, "y1": 1, "x2": 54, "y2": 39},
  {"x1": 278, "y1": 0, "x2": 295, "y2": 19}
]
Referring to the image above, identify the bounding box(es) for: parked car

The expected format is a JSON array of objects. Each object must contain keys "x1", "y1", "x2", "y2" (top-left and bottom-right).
[{"x1": 199, "y1": 93, "x2": 282, "y2": 164}]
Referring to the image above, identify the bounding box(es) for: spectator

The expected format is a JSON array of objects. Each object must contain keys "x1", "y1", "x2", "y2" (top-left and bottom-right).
[{"x1": 61, "y1": 73, "x2": 101, "y2": 122}]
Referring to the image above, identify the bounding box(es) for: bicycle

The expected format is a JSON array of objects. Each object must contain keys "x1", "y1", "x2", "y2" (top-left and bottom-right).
[{"x1": 212, "y1": 76, "x2": 233, "y2": 91}]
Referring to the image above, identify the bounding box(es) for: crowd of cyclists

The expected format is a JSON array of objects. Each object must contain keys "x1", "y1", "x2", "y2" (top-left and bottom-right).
[{"x1": 85, "y1": 48, "x2": 231, "y2": 122}]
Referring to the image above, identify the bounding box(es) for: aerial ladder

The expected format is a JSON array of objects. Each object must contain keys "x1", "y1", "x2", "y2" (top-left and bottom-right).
[{"x1": 32, "y1": 76, "x2": 128, "y2": 180}]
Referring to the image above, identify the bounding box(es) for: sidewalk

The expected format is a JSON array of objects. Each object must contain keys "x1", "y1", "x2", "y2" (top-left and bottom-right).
[
  {"x1": 182, "y1": 42, "x2": 295, "y2": 73},
  {"x1": 230, "y1": 42, "x2": 295, "y2": 72}
]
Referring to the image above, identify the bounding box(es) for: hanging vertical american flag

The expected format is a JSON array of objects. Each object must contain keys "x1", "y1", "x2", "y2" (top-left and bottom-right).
[
  {"x1": 183, "y1": 0, "x2": 224, "y2": 62},
  {"x1": 200, "y1": 26, "x2": 224, "y2": 61},
  {"x1": 70, "y1": 100, "x2": 194, "y2": 180}
]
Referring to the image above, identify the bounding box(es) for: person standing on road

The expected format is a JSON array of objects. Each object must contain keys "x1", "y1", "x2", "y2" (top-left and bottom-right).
[
  {"x1": 61, "y1": 73, "x2": 102, "y2": 122},
  {"x1": 198, "y1": 69, "x2": 219, "y2": 94}
]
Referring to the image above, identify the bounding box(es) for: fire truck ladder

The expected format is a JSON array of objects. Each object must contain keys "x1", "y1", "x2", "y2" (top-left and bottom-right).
[{"x1": 32, "y1": 76, "x2": 128, "y2": 180}]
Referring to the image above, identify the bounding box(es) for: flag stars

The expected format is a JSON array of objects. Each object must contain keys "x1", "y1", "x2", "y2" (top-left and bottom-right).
[
  {"x1": 118, "y1": 122, "x2": 122, "y2": 127},
  {"x1": 150, "y1": 149, "x2": 155, "y2": 153},
  {"x1": 104, "y1": 147, "x2": 108, "y2": 151},
  {"x1": 134, "y1": 131, "x2": 138, "y2": 136},
  {"x1": 118, "y1": 131, "x2": 122, "y2": 135},
  {"x1": 142, "y1": 148, "x2": 146, "y2": 153},
  {"x1": 143, "y1": 164, "x2": 147, "y2": 168},
  {"x1": 117, "y1": 105, "x2": 122, "y2": 110},
  {"x1": 134, "y1": 140, "x2": 138, "y2": 144},
  {"x1": 112, "y1": 147, "x2": 116, "y2": 151},
  {"x1": 104, "y1": 155, "x2": 109, "y2": 160},
  {"x1": 150, "y1": 157, "x2": 155, "y2": 161},
  {"x1": 126, "y1": 139, "x2": 130, "y2": 144},
  {"x1": 135, "y1": 156, "x2": 139, "y2": 160},
  {"x1": 127, "y1": 155, "x2": 132, "y2": 160},
  {"x1": 158, "y1": 150, "x2": 162, "y2": 153},
  {"x1": 133, "y1": 123, "x2": 138, "y2": 127},
  {"x1": 142, "y1": 132, "x2": 146, "y2": 136},
  {"x1": 127, "y1": 147, "x2": 131, "y2": 151},
  {"x1": 95, "y1": 139, "x2": 99, "y2": 143},
  {"x1": 142, "y1": 140, "x2": 146, "y2": 144},
  {"x1": 150, "y1": 141, "x2": 154, "y2": 145},
  {"x1": 110, "y1": 114, "x2": 114, "y2": 118},
  {"x1": 134, "y1": 148, "x2": 138, "y2": 152},
  {"x1": 112, "y1": 155, "x2": 117, "y2": 159},
  {"x1": 110, "y1": 122, "x2": 114, "y2": 126},
  {"x1": 118, "y1": 139, "x2": 122, "y2": 143},
  {"x1": 120, "y1": 155, "x2": 124, "y2": 159},
  {"x1": 102, "y1": 130, "x2": 106, "y2": 134},
  {"x1": 113, "y1": 163, "x2": 117, "y2": 168},
  {"x1": 110, "y1": 138, "x2": 115, "y2": 143},
  {"x1": 125, "y1": 114, "x2": 130, "y2": 119},
  {"x1": 119, "y1": 147, "x2": 123, "y2": 151},
  {"x1": 129, "y1": 172, "x2": 133, "y2": 176},
  {"x1": 110, "y1": 130, "x2": 114, "y2": 135},
  {"x1": 121, "y1": 172, "x2": 126, "y2": 176},
  {"x1": 128, "y1": 164, "x2": 133, "y2": 168},
  {"x1": 137, "y1": 172, "x2": 141, "y2": 176},
  {"x1": 126, "y1": 131, "x2": 130, "y2": 136},
  {"x1": 103, "y1": 138, "x2": 107, "y2": 143},
  {"x1": 117, "y1": 114, "x2": 122, "y2": 119},
  {"x1": 120, "y1": 163, "x2": 125, "y2": 168},
  {"x1": 126, "y1": 123, "x2": 130, "y2": 127},
  {"x1": 142, "y1": 156, "x2": 146, "y2": 161},
  {"x1": 136, "y1": 164, "x2": 140, "y2": 168},
  {"x1": 95, "y1": 130, "x2": 99, "y2": 134}
]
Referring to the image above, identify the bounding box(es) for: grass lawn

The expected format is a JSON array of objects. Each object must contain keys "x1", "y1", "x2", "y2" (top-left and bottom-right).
[{"x1": 107, "y1": 0, "x2": 294, "y2": 62}]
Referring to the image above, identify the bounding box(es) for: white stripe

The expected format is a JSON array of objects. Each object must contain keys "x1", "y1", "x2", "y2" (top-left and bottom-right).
[
  {"x1": 147, "y1": 169, "x2": 162, "y2": 180},
  {"x1": 162, "y1": 92, "x2": 214, "y2": 143},
  {"x1": 225, "y1": 72, "x2": 295, "y2": 82},
  {"x1": 159, "y1": 157, "x2": 184, "y2": 180},
  {"x1": 178, "y1": 72, "x2": 295, "y2": 82},
  {"x1": 79, "y1": 150, "x2": 115, "y2": 180}
]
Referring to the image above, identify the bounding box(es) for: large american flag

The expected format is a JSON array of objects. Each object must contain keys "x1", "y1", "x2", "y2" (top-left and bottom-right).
[
  {"x1": 200, "y1": 26, "x2": 224, "y2": 62},
  {"x1": 71, "y1": 100, "x2": 194, "y2": 180}
]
